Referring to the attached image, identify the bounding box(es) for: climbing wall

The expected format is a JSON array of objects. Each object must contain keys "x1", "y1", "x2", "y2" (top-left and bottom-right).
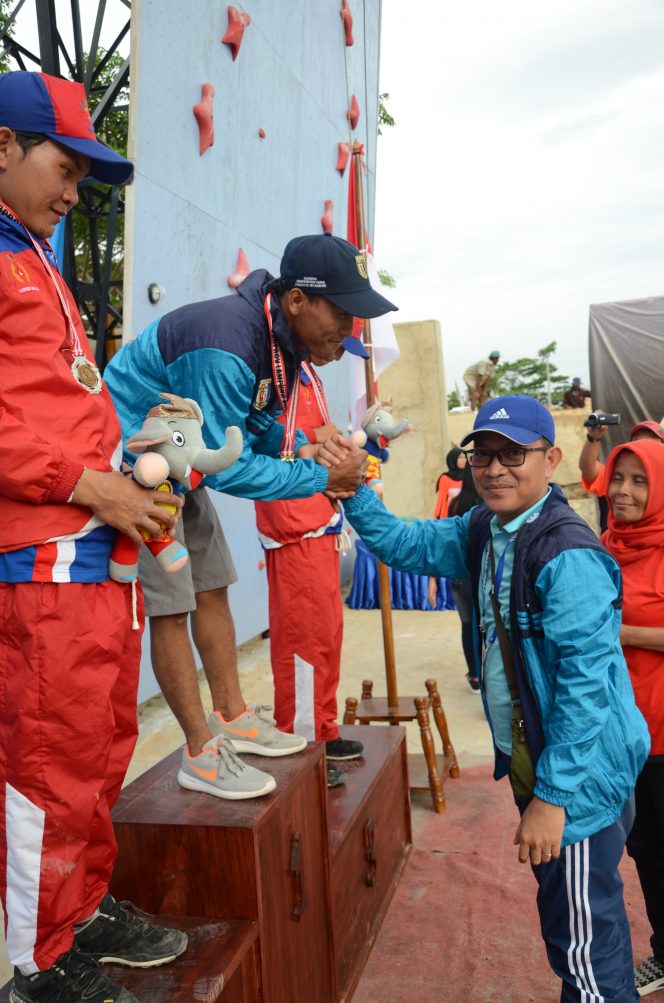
[{"x1": 125, "y1": 0, "x2": 382, "y2": 697}]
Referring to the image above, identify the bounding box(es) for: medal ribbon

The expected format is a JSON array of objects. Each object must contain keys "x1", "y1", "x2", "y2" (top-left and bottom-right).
[
  {"x1": 301, "y1": 360, "x2": 331, "y2": 424},
  {"x1": 263, "y1": 292, "x2": 299, "y2": 459},
  {"x1": 0, "y1": 199, "x2": 85, "y2": 358}
]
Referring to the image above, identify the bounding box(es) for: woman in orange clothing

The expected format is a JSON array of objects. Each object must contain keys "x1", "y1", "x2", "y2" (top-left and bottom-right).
[
  {"x1": 602, "y1": 438, "x2": 664, "y2": 997},
  {"x1": 434, "y1": 447, "x2": 466, "y2": 518}
]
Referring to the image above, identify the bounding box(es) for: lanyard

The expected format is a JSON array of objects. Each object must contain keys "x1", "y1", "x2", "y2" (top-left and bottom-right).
[
  {"x1": 301, "y1": 360, "x2": 331, "y2": 424},
  {"x1": 263, "y1": 292, "x2": 299, "y2": 459},
  {"x1": 0, "y1": 200, "x2": 102, "y2": 393},
  {"x1": 480, "y1": 532, "x2": 517, "y2": 648}
]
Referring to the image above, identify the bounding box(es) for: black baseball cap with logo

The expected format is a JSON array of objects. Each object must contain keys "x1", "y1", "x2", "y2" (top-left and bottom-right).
[{"x1": 280, "y1": 233, "x2": 398, "y2": 320}]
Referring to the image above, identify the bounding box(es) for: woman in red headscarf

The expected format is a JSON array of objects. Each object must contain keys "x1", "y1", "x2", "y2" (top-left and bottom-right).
[{"x1": 602, "y1": 438, "x2": 664, "y2": 997}]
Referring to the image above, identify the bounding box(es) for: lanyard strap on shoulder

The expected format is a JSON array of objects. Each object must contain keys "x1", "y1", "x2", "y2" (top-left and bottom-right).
[{"x1": 488, "y1": 539, "x2": 520, "y2": 702}]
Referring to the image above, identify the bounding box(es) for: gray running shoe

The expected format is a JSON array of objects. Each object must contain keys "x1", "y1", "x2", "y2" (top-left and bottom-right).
[
  {"x1": 178, "y1": 736, "x2": 276, "y2": 799},
  {"x1": 208, "y1": 705, "x2": 308, "y2": 757},
  {"x1": 10, "y1": 945, "x2": 137, "y2": 1002}
]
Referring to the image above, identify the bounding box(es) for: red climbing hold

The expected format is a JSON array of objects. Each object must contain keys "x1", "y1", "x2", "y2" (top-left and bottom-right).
[
  {"x1": 222, "y1": 6, "x2": 251, "y2": 61},
  {"x1": 340, "y1": 0, "x2": 354, "y2": 46},
  {"x1": 336, "y1": 142, "x2": 350, "y2": 175},
  {"x1": 347, "y1": 94, "x2": 360, "y2": 130},
  {"x1": 193, "y1": 83, "x2": 215, "y2": 156},
  {"x1": 227, "y1": 248, "x2": 251, "y2": 289},
  {"x1": 258, "y1": 128, "x2": 266, "y2": 139},
  {"x1": 321, "y1": 200, "x2": 334, "y2": 234}
]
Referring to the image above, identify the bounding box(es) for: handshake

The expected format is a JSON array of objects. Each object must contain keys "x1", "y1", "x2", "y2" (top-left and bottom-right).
[{"x1": 297, "y1": 427, "x2": 367, "y2": 500}]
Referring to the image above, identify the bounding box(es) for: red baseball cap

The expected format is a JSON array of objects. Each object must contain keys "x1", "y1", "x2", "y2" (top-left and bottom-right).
[
  {"x1": 629, "y1": 420, "x2": 664, "y2": 442},
  {"x1": 0, "y1": 71, "x2": 133, "y2": 185}
]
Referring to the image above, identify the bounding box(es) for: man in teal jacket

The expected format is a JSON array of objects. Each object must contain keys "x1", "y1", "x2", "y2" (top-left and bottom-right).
[{"x1": 342, "y1": 394, "x2": 649, "y2": 1003}]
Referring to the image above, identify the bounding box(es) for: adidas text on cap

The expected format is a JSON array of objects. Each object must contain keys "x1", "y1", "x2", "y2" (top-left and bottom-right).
[
  {"x1": 280, "y1": 234, "x2": 397, "y2": 320},
  {"x1": 460, "y1": 394, "x2": 556, "y2": 446},
  {"x1": 0, "y1": 71, "x2": 133, "y2": 186}
]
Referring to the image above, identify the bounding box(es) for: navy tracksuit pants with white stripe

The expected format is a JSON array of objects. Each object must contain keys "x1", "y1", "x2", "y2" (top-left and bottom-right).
[{"x1": 524, "y1": 798, "x2": 639, "y2": 1002}]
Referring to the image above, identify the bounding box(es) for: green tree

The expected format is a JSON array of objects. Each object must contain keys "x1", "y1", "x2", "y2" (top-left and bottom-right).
[
  {"x1": 377, "y1": 267, "x2": 396, "y2": 288},
  {"x1": 492, "y1": 341, "x2": 569, "y2": 406},
  {"x1": 378, "y1": 92, "x2": 395, "y2": 135},
  {"x1": 0, "y1": 1, "x2": 14, "y2": 73},
  {"x1": 447, "y1": 389, "x2": 462, "y2": 410}
]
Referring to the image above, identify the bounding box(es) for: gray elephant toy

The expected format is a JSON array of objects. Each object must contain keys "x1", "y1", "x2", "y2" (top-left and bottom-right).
[
  {"x1": 109, "y1": 392, "x2": 243, "y2": 582},
  {"x1": 351, "y1": 400, "x2": 412, "y2": 496}
]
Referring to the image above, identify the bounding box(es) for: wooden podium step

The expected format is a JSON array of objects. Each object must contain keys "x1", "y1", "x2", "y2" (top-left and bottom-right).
[
  {"x1": 0, "y1": 916, "x2": 259, "y2": 1003},
  {"x1": 110, "y1": 743, "x2": 333, "y2": 1003},
  {"x1": 327, "y1": 725, "x2": 412, "y2": 1002}
]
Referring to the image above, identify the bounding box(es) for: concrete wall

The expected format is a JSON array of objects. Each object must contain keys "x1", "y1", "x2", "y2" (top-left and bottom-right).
[{"x1": 377, "y1": 320, "x2": 449, "y2": 519}]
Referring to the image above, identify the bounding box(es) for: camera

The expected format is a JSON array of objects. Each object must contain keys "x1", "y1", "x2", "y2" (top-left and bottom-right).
[{"x1": 583, "y1": 411, "x2": 621, "y2": 428}]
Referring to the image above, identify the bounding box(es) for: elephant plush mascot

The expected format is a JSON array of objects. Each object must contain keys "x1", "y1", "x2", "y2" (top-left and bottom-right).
[
  {"x1": 351, "y1": 401, "x2": 411, "y2": 496},
  {"x1": 109, "y1": 393, "x2": 243, "y2": 582}
]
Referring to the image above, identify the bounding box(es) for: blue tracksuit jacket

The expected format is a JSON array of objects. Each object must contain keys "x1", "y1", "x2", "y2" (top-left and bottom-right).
[
  {"x1": 104, "y1": 271, "x2": 330, "y2": 500},
  {"x1": 343, "y1": 484, "x2": 650, "y2": 846}
]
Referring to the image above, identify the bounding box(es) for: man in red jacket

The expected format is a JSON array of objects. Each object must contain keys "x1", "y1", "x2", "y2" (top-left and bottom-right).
[
  {"x1": 0, "y1": 71, "x2": 186, "y2": 1003},
  {"x1": 254, "y1": 354, "x2": 365, "y2": 788}
]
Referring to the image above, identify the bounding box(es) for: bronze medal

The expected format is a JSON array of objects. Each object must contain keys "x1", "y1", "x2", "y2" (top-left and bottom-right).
[{"x1": 71, "y1": 355, "x2": 102, "y2": 394}]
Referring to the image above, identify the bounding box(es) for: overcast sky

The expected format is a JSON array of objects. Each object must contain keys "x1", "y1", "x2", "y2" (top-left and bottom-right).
[{"x1": 375, "y1": 0, "x2": 664, "y2": 394}]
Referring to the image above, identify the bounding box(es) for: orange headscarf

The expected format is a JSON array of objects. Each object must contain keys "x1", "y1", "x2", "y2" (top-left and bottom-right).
[{"x1": 601, "y1": 438, "x2": 664, "y2": 754}]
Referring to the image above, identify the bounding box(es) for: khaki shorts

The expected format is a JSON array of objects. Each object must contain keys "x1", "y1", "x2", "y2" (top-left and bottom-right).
[{"x1": 139, "y1": 488, "x2": 238, "y2": 617}]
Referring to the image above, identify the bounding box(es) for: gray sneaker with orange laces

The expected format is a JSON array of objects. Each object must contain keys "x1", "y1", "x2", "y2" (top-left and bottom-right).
[{"x1": 208, "y1": 705, "x2": 307, "y2": 757}]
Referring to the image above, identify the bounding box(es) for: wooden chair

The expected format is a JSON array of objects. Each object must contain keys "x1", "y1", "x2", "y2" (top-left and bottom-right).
[{"x1": 344, "y1": 677, "x2": 460, "y2": 813}]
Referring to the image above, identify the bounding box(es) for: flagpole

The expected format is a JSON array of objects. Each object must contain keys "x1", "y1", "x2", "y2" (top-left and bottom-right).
[{"x1": 351, "y1": 141, "x2": 399, "y2": 712}]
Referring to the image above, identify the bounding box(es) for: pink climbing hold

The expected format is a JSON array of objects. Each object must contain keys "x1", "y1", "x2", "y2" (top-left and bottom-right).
[
  {"x1": 227, "y1": 248, "x2": 251, "y2": 290},
  {"x1": 258, "y1": 128, "x2": 266, "y2": 139},
  {"x1": 222, "y1": 6, "x2": 251, "y2": 61},
  {"x1": 347, "y1": 94, "x2": 360, "y2": 130},
  {"x1": 193, "y1": 83, "x2": 215, "y2": 156},
  {"x1": 340, "y1": 0, "x2": 354, "y2": 46},
  {"x1": 321, "y1": 200, "x2": 334, "y2": 234},
  {"x1": 336, "y1": 142, "x2": 350, "y2": 175}
]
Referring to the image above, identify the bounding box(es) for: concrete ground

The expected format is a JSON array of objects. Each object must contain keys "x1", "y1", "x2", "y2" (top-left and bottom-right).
[{"x1": 0, "y1": 602, "x2": 486, "y2": 989}]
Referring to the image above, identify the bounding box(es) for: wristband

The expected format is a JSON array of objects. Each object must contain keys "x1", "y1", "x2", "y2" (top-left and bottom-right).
[{"x1": 586, "y1": 433, "x2": 601, "y2": 443}]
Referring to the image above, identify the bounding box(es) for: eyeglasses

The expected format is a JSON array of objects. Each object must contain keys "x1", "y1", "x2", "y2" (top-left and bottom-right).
[{"x1": 463, "y1": 446, "x2": 550, "y2": 468}]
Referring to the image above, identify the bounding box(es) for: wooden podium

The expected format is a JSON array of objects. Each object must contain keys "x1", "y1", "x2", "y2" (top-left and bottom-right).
[{"x1": 105, "y1": 724, "x2": 410, "y2": 1002}]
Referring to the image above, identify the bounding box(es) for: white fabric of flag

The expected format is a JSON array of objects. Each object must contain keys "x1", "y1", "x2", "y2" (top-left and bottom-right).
[{"x1": 350, "y1": 252, "x2": 400, "y2": 427}]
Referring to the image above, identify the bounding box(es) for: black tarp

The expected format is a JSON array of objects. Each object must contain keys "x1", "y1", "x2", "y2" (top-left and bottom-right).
[{"x1": 588, "y1": 295, "x2": 664, "y2": 456}]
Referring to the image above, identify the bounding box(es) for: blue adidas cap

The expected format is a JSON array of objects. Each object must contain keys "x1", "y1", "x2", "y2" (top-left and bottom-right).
[
  {"x1": 460, "y1": 394, "x2": 555, "y2": 446},
  {"x1": 280, "y1": 233, "x2": 397, "y2": 319}
]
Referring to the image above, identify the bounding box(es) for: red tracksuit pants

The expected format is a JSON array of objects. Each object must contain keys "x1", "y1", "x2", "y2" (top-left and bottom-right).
[
  {"x1": 0, "y1": 581, "x2": 143, "y2": 973},
  {"x1": 266, "y1": 534, "x2": 343, "y2": 742}
]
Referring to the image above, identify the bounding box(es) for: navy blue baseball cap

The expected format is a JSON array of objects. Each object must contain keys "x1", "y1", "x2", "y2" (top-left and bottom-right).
[
  {"x1": 0, "y1": 71, "x2": 133, "y2": 185},
  {"x1": 460, "y1": 395, "x2": 556, "y2": 446},
  {"x1": 280, "y1": 233, "x2": 397, "y2": 319}
]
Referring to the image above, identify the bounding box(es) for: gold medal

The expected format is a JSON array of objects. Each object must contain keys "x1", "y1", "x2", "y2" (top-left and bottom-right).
[{"x1": 71, "y1": 355, "x2": 102, "y2": 394}]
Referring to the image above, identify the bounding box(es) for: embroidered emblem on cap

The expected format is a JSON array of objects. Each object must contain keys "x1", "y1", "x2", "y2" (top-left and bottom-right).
[
  {"x1": 254, "y1": 378, "x2": 272, "y2": 410},
  {"x1": 355, "y1": 254, "x2": 368, "y2": 279},
  {"x1": 489, "y1": 407, "x2": 510, "y2": 419}
]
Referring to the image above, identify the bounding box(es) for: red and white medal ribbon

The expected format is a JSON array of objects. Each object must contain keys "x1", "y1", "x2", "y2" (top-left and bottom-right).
[
  {"x1": 301, "y1": 360, "x2": 331, "y2": 424},
  {"x1": 0, "y1": 200, "x2": 102, "y2": 393},
  {"x1": 264, "y1": 292, "x2": 300, "y2": 460}
]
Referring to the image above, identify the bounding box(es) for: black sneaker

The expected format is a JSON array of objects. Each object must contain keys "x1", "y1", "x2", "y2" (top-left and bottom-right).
[
  {"x1": 326, "y1": 763, "x2": 347, "y2": 788},
  {"x1": 634, "y1": 955, "x2": 664, "y2": 996},
  {"x1": 10, "y1": 944, "x2": 137, "y2": 1002},
  {"x1": 326, "y1": 737, "x2": 363, "y2": 760},
  {"x1": 75, "y1": 893, "x2": 188, "y2": 968}
]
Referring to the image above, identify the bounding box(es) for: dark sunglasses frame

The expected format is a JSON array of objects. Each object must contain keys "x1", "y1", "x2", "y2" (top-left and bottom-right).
[{"x1": 463, "y1": 446, "x2": 550, "y2": 468}]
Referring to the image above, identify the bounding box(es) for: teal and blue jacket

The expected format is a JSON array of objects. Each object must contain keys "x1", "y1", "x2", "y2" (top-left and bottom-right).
[
  {"x1": 343, "y1": 483, "x2": 650, "y2": 846},
  {"x1": 104, "y1": 271, "x2": 329, "y2": 501}
]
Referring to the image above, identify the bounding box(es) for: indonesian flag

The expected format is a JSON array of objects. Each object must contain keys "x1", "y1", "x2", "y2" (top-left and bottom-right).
[{"x1": 347, "y1": 149, "x2": 400, "y2": 426}]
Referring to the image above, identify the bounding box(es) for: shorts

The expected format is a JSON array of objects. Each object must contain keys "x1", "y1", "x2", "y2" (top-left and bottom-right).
[{"x1": 139, "y1": 488, "x2": 238, "y2": 617}]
